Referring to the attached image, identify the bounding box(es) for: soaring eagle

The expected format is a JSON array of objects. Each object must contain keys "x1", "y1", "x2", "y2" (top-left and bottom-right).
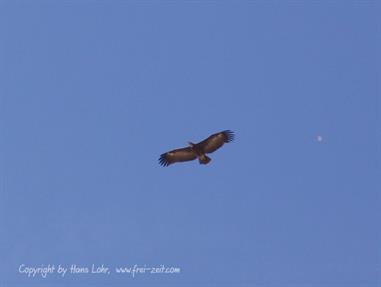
[{"x1": 159, "y1": 130, "x2": 235, "y2": 166}]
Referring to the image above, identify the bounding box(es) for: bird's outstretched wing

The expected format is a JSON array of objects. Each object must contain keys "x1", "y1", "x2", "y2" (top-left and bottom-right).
[
  {"x1": 197, "y1": 130, "x2": 235, "y2": 154},
  {"x1": 159, "y1": 147, "x2": 197, "y2": 166}
]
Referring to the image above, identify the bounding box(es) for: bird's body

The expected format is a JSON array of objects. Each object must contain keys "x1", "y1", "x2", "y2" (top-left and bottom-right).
[
  {"x1": 188, "y1": 142, "x2": 211, "y2": 164},
  {"x1": 159, "y1": 130, "x2": 234, "y2": 166}
]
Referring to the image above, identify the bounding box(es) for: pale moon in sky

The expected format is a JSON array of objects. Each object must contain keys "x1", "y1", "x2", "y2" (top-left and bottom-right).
[{"x1": 316, "y1": 135, "x2": 323, "y2": 142}]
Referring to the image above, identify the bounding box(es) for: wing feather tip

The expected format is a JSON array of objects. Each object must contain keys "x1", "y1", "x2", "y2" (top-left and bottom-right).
[
  {"x1": 223, "y1": 130, "x2": 235, "y2": 142},
  {"x1": 158, "y1": 154, "x2": 170, "y2": 167}
]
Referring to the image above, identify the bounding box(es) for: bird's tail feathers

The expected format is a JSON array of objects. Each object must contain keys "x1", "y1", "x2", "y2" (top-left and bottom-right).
[{"x1": 199, "y1": 155, "x2": 211, "y2": 164}]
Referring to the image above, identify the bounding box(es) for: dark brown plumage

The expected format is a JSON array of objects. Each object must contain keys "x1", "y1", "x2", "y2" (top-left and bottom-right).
[{"x1": 159, "y1": 130, "x2": 235, "y2": 166}]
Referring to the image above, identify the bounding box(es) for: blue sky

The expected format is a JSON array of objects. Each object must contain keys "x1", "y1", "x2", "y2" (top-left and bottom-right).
[{"x1": 1, "y1": 1, "x2": 379, "y2": 286}]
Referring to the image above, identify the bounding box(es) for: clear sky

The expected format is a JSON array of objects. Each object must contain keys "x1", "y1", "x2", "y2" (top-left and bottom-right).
[{"x1": 1, "y1": 1, "x2": 379, "y2": 286}]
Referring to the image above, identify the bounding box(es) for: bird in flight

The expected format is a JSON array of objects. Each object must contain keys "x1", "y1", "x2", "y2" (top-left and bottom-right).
[{"x1": 159, "y1": 130, "x2": 235, "y2": 166}]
